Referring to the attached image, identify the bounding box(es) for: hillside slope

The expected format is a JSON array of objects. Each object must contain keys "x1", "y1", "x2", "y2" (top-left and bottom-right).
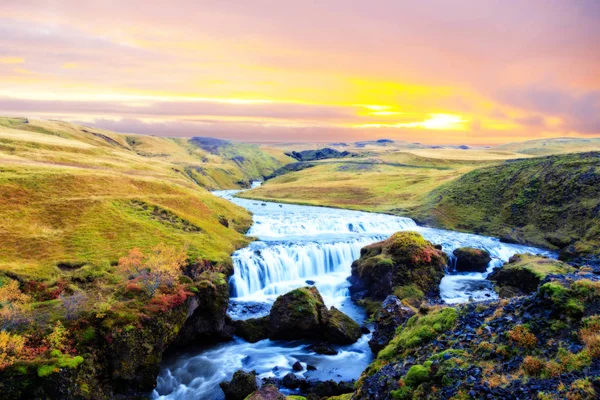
[
  {"x1": 412, "y1": 152, "x2": 600, "y2": 264},
  {"x1": 0, "y1": 117, "x2": 273, "y2": 277},
  {"x1": 495, "y1": 137, "x2": 600, "y2": 156}
]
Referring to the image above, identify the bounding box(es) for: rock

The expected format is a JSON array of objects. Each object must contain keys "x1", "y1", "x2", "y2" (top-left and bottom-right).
[
  {"x1": 308, "y1": 342, "x2": 338, "y2": 355},
  {"x1": 267, "y1": 286, "x2": 361, "y2": 344},
  {"x1": 452, "y1": 247, "x2": 491, "y2": 272},
  {"x1": 282, "y1": 373, "x2": 301, "y2": 389},
  {"x1": 292, "y1": 361, "x2": 303, "y2": 371},
  {"x1": 488, "y1": 254, "x2": 575, "y2": 294},
  {"x1": 245, "y1": 385, "x2": 286, "y2": 400},
  {"x1": 233, "y1": 316, "x2": 269, "y2": 343},
  {"x1": 369, "y1": 295, "x2": 416, "y2": 353},
  {"x1": 169, "y1": 271, "x2": 236, "y2": 349},
  {"x1": 268, "y1": 286, "x2": 328, "y2": 341},
  {"x1": 324, "y1": 306, "x2": 362, "y2": 344},
  {"x1": 219, "y1": 370, "x2": 258, "y2": 400},
  {"x1": 307, "y1": 364, "x2": 317, "y2": 371},
  {"x1": 349, "y1": 231, "x2": 447, "y2": 300}
]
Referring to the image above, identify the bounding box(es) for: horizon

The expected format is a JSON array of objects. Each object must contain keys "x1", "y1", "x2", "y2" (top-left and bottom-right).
[{"x1": 1, "y1": 1, "x2": 599, "y2": 145}]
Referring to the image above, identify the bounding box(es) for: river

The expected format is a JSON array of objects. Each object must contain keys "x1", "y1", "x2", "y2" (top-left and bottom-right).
[{"x1": 152, "y1": 189, "x2": 554, "y2": 399}]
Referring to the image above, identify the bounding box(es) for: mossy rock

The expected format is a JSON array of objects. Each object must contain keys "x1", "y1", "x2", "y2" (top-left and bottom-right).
[
  {"x1": 267, "y1": 287, "x2": 362, "y2": 344},
  {"x1": 220, "y1": 370, "x2": 258, "y2": 400},
  {"x1": 268, "y1": 286, "x2": 328, "y2": 341},
  {"x1": 350, "y1": 231, "x2": 447, "y2": 300},
  {"x1": 324, "y1": 306, "x2": 362, "y2": 344},
  {"x1": 488, "y1": 254, "x2": 575, "y2": 295},
  {"x1": 234, "y1": 317, "x2": 269, "y2": 343},
  {"x1": 452, "y1": 247, "x2": 491, "y2": 272}
]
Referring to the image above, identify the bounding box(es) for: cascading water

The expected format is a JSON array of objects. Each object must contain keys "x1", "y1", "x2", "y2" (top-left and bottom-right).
[{"x1": 153, "y1": 190, "x2": 556, "y2": 400}]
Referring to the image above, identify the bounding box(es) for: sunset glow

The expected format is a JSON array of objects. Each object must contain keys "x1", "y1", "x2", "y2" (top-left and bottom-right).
[{"x1": 0, "y1": 1, "x2": 598, "y2": 144}]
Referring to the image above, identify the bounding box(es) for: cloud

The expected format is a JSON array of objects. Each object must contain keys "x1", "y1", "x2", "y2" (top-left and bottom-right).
[
  {"x1": 498, "y1": 88, "x2": 600, "y2": 134},
  {"x1": 0, "y1": 1, "x2": 598, "y2": 141}
]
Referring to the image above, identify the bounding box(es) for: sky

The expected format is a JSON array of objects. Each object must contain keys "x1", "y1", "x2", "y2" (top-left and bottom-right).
[{"x1": 0, "y1": 0, "x2": 599, "y2": 145}]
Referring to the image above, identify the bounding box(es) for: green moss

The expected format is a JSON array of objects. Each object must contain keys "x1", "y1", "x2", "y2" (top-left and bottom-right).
[
  {"x1": 393, "y1": 284, "x2": 425, "y2": 307},
  {"x1": 390, "y1": 387, "x2": 413, "y2": 399},
  {"x1": 379, "y1": 307, "x2": 458, "y2": 360},
  {"x1": 404, "y1": 364, "x2": 431, "y2": 388}
]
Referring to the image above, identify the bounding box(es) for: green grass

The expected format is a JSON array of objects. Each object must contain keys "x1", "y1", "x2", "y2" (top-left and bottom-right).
[
  {"x1": 0, "y1": 117, "x2": 272, "y2": 280},
  {"x1": 412, "y1": 152, "x2": 600, "y2": 254},
  {"x1": 240, "y1": 155, "x2": 488, "y2": 214}
]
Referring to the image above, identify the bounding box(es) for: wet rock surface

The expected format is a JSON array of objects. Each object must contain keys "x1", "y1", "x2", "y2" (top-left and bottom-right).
[
  {"x1": 452, "y1": 247, "x2": 491, "y2": 272},
  {"x1": 369, "y1": 295, "x2": 416, "y2": 353},
  {"x1": 235, "y1": 286, "x2": 362, "y2": 344},
  {"x1": 219, "y1": 370, "x2": 258, "y2": 400}
]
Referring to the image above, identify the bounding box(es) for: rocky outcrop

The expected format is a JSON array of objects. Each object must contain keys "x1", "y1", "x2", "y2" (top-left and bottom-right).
[
  {"x1": 369, "y1": 295, "x2": 416, "y2": 353},
  {"x1": 220, "y1": 370, "x2": 258, "y2": 400},
  {"x1": 349, "y1": 231, "x2": 447, "y2": 300},
  {"x1": 452, "y1": 247, "x2": 491, "y2": 272},
  {"x1": 352, "y1": 273, "x2": 600, "y2": 400},
  {"x1": 170, "y1": 271, "x2": 234, "y2": 347},
  {"x1": 235, "y1": 287, "x2": 362, "y2": 345},
  {"x1": 0, "y1": 271, "x2": 236, "y2": 399},
  {"x1": 488, "y1": 253, "x2": 575, "y2": 297}
]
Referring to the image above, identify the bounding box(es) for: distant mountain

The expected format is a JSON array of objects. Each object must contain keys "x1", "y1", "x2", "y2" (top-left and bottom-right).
[{"x1": 285, "y1": 147, "x2": 357, "y2": 161}]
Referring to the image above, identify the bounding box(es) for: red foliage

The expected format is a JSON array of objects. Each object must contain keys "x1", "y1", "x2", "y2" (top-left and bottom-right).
[
  {"x1": 411, "y1": 248, "x2": 435, "y2": 265},
  {"x1": 124, "y1": 281, "x2": 144, "y2": 297},
  {"x1": 25, "y1": 278, "x2": 69, "y2": 301},
  {"x1": 146, "y1": 285, "x2": 192, "y2": 314}
]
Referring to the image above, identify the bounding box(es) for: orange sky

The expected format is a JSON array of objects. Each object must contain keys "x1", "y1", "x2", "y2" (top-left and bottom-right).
[{"x1": 0, "y1": 0, "x2": 599, "y2": 144}]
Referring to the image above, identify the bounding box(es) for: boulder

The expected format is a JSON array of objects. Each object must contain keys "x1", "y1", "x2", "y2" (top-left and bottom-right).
[
  {"x1": 233, "y1": 316, "x2": 269, "y2": 343},
  {"x1": 488, "y1": 253, "x2": 575, "y2": 296},
  {"x1": 245, "y1": 385, "x2": 286, "y2": 400},
  {"x1": 452, "y1": 248, "x2": 491, "y2": 272},
  {"x1": 267, "y1": 287, "x2": 362, "y2": 344},
  {"x1": 292, "y1": 361, "x2": 303, "y2": 371},
  {"x1": 308, "y1": 342, "x2": 338, "y2": 355},
  {"x1": 369, "y1": 295, "x2": 416, "y2": 353},
  {"x1": 269, "y1": 286, "x2": 328, "y2": 341},
  {"x1": 282, "y1": 372, "x2": 302, "y2": 389},
  {"x1": 350, "y1": 231, "x2": 447, "y2": 300},
  {"x1": 219, "y1": 370, "x2": 258, "y2": 400},
  {"x1": 324, "y1": 307, "x2": 362, "y2": 344}
]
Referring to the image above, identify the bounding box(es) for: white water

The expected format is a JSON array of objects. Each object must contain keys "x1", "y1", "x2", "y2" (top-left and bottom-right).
[{"x1": 153, "y1": 190, "x2": 556, "y2": 399}]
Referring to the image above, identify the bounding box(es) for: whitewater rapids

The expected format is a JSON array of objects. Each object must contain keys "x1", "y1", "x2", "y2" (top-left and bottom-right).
[{"x1": 153, "y1": 189, "x2": 555, "y2": 399}]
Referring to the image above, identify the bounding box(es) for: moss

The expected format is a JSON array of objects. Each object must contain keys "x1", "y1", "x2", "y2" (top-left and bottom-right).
[
  {"x1": 566, "y1": 379, "x2": 597, "y2": 400},
  {"x1": 390, "y1": 386, "x2": 413, "y2": 400},
  {"x1": 36, "y1": 352, "x2": 84, "y2": 377},
  {"x1": 393, "y1": 284, "x2": 425, "y2": 307},
  {"x1": 404, "y1": 364, "x2": 431, "y2": 388},
  {"x1": 379, "y1": 307, "x2": 458, "y2": 360}
]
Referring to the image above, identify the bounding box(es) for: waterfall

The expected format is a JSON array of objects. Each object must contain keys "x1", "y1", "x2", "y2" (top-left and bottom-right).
[{"x1": 230, "y1": 236, "x2": 387, "y2": 299}]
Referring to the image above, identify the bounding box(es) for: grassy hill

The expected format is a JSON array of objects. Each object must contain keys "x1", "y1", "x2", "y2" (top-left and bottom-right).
[
  {"x1": 495, "y1": 137, "x2": 600, "y2": 156},
  {"x1": 0, "y1": 117, "x2": 296, "y2": 279},
  {"x1": 240, "y1": 150, "x2": 522, "y2": 213},
  {"x1": 412, "y1": 152, "x2": 600, "y2": 262}
]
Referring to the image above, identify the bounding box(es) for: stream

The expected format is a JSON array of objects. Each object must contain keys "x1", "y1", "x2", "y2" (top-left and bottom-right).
[{"x1": 152, "y1": 189, "x2": 555, "y2": 399}]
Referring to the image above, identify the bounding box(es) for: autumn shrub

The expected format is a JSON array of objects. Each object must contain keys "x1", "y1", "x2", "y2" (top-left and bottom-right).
[
  {"x1": 118, "y1": 244, "x2": 188, "y2": 295},
  {"x1": 44, "y1": 320, "x2": 68, "y2": 351},
  {"x1": 0, "y1": 330, "x2": 25, "y2": 369},
  {"x1": 579, "y1": 316, "x2": 600, "y2": 357},
  {"x1": 507, "y1": 325, "x2": 537, "y2": 348},
  {"x1": 523, "y1": 356, "x2": 545, "y2": 376}
]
